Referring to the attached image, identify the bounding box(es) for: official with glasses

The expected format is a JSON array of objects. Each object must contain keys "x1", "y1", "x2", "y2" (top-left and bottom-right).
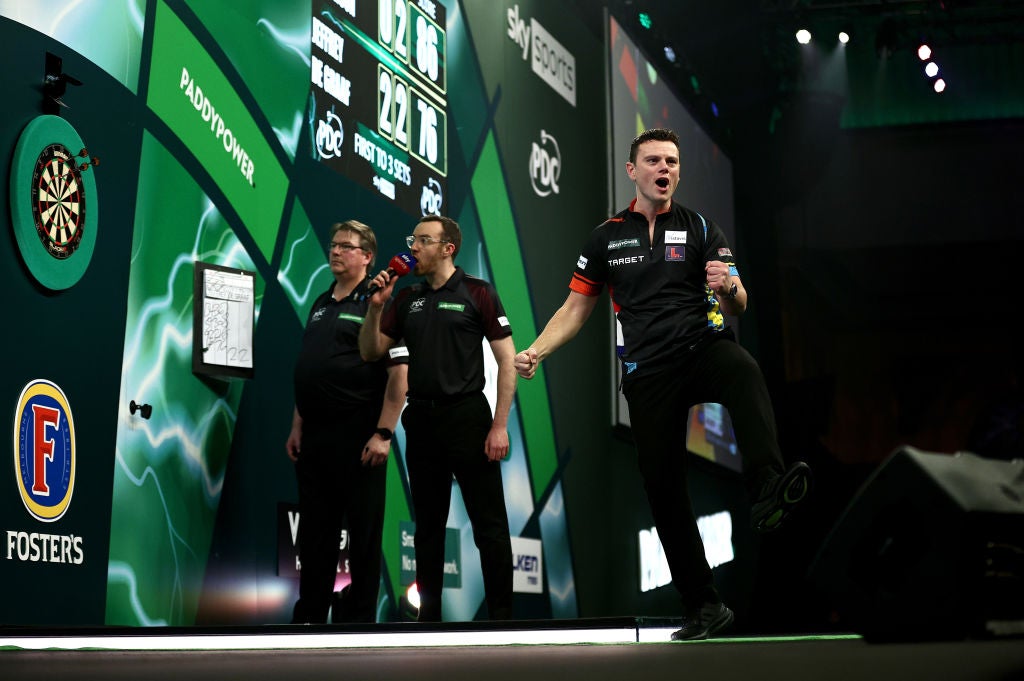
[
  {"x1": 359, "y1": 215, "x2": 516, "y2": 621},
  {"x1": 286, "y1": 219, "x2": 408, "y2": 623}
]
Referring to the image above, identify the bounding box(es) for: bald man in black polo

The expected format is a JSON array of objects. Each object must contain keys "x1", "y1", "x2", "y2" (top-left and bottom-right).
[{"x1": 360, "y1": 214, "x2": 516, "y2": 622}]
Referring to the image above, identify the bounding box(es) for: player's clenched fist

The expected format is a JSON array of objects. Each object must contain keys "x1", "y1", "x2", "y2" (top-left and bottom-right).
[{"x1": 514, "y1": 347, "x2": 539, "y2": 379}]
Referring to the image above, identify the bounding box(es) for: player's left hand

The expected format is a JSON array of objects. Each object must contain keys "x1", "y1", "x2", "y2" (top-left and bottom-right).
[{"x1": 705, "y1": 260, "x2": 732, "y2": 297}]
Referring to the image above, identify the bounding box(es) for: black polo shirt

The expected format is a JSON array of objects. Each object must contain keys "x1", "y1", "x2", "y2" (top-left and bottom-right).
[
  {"x1": 569, "y1": 199, "x2": 738, "y2": 377},
  {"x1": 380, "y1": 266, "x2": 512, "y2": 399},
  {"x1": 293, "y1": 279, "x2": 408, "y2": 422}
]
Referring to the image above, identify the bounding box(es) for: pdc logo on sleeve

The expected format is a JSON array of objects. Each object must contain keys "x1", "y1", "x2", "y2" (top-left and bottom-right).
[{"x1": 13, "y1": 379, "x2": 76, "y2": 522}]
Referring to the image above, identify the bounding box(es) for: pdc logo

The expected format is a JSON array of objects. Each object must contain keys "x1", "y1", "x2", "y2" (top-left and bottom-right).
[
  {"x1": 314, "y1": 107, "x2": 344, "y2": 160},
  {"x1": 420, "y1": 177, "x2": 443, "y2": 216},
  {"x1": 529, "y1": 129, "x2": 561, "y2": 197},
  {"x1": 13, "y1": 380, "x2": 76, "y2": 522}
]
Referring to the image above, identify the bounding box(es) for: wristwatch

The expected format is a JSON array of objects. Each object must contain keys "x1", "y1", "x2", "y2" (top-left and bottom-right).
[
  {"x1": 726, "y1": 282, "x2": 738, "y2": 299},
  {"x1": 374, "y1": 427, "x2": 393, "y2": 440}
]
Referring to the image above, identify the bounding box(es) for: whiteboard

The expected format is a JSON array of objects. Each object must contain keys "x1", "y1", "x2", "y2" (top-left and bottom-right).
[{"x1": 192, "y1": 261, "x2": 256, "y2": 380}]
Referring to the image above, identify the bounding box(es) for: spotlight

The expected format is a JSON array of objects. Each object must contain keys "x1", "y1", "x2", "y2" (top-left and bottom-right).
[
  {"x1": 918, "y1": 44, "x2": 932, "y2": 61},
  {"x1": 399, "y1": 583, "x2": 421, "y2": 621},
  {"x1": 838, "y1": 31, "x2": 850, "y2": 44},
  {"x1": 638, "y1": 12, "x2": 652, "y2": 30},
  {"x1": 796, "y1": 29, "x2": 812, "y2": 44},
  {"x1": 664, "y1": 45, "x2": 676, "y2": 63},
  {"x1": 711, "y1": 102, "x2": 719, "y2": 118},
  {"x1": 924, "y1": 62, "x2": 939, "y2": 78},
  {"x1": 934, "y1": 78, "x2": 946, "y2": 93}
]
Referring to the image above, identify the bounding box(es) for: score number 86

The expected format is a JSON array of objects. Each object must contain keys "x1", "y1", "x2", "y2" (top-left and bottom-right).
[{"x1": 379, "y1": 0, "x2": 440, "y2": 85}]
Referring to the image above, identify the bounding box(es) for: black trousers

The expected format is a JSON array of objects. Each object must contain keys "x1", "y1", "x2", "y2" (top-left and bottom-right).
[
  {"x1": 402, "y1": 392, "x2": 513, "y2": 621},
  {"x1": 621, "y1": 334, "x2": 785, "y2": 608},
  {"x1": 291, "y1": 405, "x2": 386, "y2": 623}
]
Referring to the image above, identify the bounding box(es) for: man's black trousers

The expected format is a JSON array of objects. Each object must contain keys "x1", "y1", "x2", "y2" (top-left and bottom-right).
[
  {"x1": 292, "y1": 404, "x2": 386, "y2": 623},
  {"x1": 622, "y1": 334, "x2": 784, "y2": 608},
  {"x1": 402, "y1": 392, "x2": 513, "y2": 621}
]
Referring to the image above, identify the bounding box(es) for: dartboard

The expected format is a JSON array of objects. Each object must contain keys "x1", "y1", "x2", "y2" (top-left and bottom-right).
[
  {"x1": 9, "y1": 115, "x2": 98, "y2": 290},
  {"x1": 31, "y1": 143, "x2": 86, "y2": 260}
]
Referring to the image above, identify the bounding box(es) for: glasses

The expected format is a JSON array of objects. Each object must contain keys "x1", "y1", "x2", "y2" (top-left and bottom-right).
[
  {"x1": 328, "y1": 241, "x2": 364, "y2": 253},
  {"x1": 406, "y1": 235, "x2": 449, "y2": 248}
]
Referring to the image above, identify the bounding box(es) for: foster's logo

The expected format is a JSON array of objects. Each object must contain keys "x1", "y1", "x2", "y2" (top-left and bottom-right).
[{"x1": 13, "y1": 379, "x2": 76, "y2": 522}]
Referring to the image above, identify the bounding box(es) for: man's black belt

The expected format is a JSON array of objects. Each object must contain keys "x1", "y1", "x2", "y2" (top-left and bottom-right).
[{"x1": 405, "y1": 392, "x2": 479, "y2": 408}]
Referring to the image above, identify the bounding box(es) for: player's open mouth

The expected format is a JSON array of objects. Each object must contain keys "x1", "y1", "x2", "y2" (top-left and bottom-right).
[{"x1": 655, "y1": 178, "x2": 669, "y2": 188}]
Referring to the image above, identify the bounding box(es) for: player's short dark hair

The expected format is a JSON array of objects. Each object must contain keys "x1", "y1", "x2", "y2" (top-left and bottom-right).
[
  {"x1": 418, "y1": 214, "x2": 462, "y2": 258},
  {"x1": 629, "y1": 128, "x2": 680, "y2": 163}
]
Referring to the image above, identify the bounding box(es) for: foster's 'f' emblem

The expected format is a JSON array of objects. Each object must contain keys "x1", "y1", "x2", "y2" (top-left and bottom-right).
[{"x1": 13, "y1": 379, "x2": 77, "y2": 522}]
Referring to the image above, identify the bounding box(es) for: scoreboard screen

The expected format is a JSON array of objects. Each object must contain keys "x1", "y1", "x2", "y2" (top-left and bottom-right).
[{"x1": 310, "y1": 0, "x2": 447, "y2": 217}]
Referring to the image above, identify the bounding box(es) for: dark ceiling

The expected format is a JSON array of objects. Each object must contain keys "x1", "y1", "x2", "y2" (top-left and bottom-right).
[{"x1": 566, "y1": 0, "x2": 1024, "y2": 145}]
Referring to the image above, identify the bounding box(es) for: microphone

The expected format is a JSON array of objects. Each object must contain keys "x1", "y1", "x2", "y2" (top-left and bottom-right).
[{"x1": 364, "y1": 252, "x2": 417, "y2": 298}]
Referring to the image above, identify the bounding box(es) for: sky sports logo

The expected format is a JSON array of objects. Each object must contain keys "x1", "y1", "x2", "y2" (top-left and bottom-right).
[{"x1": 507, "y1": 4, "x2": 577, "y2": 106}]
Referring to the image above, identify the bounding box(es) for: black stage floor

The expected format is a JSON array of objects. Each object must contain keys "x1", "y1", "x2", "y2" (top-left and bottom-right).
[{"x1": 2, "y1": 620, "x2": 1023, "y2": 681}]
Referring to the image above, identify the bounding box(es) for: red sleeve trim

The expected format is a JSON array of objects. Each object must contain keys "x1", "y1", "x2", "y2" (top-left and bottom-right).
[{"x1": 570, "y1": 273, "x2": 601, "y2": 297}]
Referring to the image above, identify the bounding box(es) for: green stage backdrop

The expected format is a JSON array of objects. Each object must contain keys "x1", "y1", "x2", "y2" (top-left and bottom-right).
[{"x1": 0, "y1": 0, "x2": 610, "y2": 625}]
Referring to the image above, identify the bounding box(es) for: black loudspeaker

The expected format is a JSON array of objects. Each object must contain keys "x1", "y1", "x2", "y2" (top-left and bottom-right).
[{"x1": 809, "y1": 446, "x2": 1024, "y2": 641}]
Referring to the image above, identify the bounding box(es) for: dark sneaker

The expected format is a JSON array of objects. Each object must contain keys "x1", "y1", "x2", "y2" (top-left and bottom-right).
[
  {"x1": 671, "y1": 601, "x2": 735, "y2": 641},
  {"x1": 751, "y1": 461, "x2": 812, "y2": 532}
]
